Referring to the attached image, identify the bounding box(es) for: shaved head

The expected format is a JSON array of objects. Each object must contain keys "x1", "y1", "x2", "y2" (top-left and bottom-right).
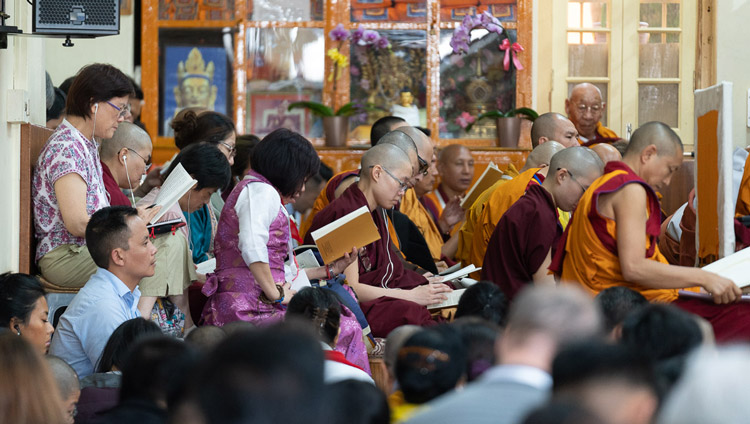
[
  {"x1": 361, "y1": 143, "x2": 412, "y2": 180},
  {"x1": 46, "y1": 355, "x2": 79, "y2": 399},
  {"x1": 625, "y1": 122, "x2": 683, "y2": 159},
  {"x1": 100, "y1": 122, "x2": 152, "y2": 160},
  {"x1": 549, "y1": 146, "x2": 604, "y2": 179},
  {"x1": 591, "y1": 143, "x2": 622, "y2": 164},
  {"x1": 547, "y1": 147, "x2": 604, "y2": 211},
  {"x1": 524, "y1": 140, "x2": 565, "y2": 170},
  {"x1": 395, "y1": 126, "x2": 434, "y2": 164},
  {"x1": 530, "y1": 113, "x2": 579, "y2": 148},
  {"x1": 566, "y1": 83, "x2": 605, "y2": 140},
  {"x1": 379, "y1": 130, "x2": 419, "y2": 175},
  {"x1": 438, "y1": 144, "x2": 470, "y2": 164}
]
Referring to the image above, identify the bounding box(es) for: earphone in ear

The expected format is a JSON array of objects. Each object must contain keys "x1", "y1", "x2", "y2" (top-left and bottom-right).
[
  {"x1": 123, "y1": 155, "x2": 128, "y2": 160},
  {"x1": 95, "y1": 103, "x2": 99, "y2": 112},
  {"x1": 14, "y1": 324, "x2": 21, "y2": 336}
]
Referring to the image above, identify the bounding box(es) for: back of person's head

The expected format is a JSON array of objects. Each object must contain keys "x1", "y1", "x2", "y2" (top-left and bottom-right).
[
  {"x1": 128, "y1": 76, "x2": 144, "y2": 100},
  {"x1": 371, "y1": 116, "x2": 406, "y2": 146},
  {"x1": 47, "y1": 87, "x2": 67, "y2": 123},
  {"x1": 454, "y1": 281, "x2": 509, "y2": 326},
  {"x1": 184, "y1": 325, "x2": 226, "y2": 353},
  {"x1": 165, "y1": 142, "x2": 231, "y2": 191},
  {"x1": 119, "y1": 334, "x2": 197, "y2": 407},
  {"x1": 46, "y1": 355, "x2": 80, "y2": 422},
  {"x1": 620, "y1": 304, "x2": 702, "y2": 362},
  {"x1": 286, "y1": 287, "x2": 342, "y2": 346},
  {"x1": 658, "y1": 346, "x2": 750, "y2": 424},
  {"x1": 85, "y1": 206, "x2": 139, "y2": 269},
  {"x1": 250, "y1": 128, "x2": 320, "y2": 198},
  {"x1": 231, "y1": 134, "x2": 260, "y2": 179},
  {"x1": 172, "y1": 109, "x2": 236, "y2": 150},
  {"x1": 396, "y1": 326, "x2": 467, "y2": 404},
  {"x1": 0, "y1": 272, "x2": 46, "y2": 328},
  {"x1": 324, "y1": 379, "x2": 390, "y2": 424},
  {"x1": 96, "y1": 317, "x2": 162, "y2": 373},
  {"x1": 319, "y1": 161, "x2": 334, "y2": 181},
  {"x1": 0, "y1": 333, "x2": 65, "y2": 423},
  {"x1": 59, "y1": 76, "x2": 76, "y2": 95},
  {"x1": 451, "y1": 316, "x2": 499, "y2": 382},
  {"x1": 595, "y1": 287, "x2": 648, "y2": 334},
  {"x1": 504, "y1": 286, "x2": 603, "y2": 349},
  {"x1": 66, "y1": 63, "x2": 134, "y2": 119},
  {"x1": 188, "y1": 323, "x2": 326, "y2": 424},
  {"x1": 415, "y1": 126, "x2": 432, "y2": 137},
  {"x1": 522, "y1": 400, "x2": 607, "y2": 424},
  {"x1": 220, "y1": 320, "x2": 256, "y2": 336},
  {"x1": 384, "y1": 325, "x2": 422, "y2": 377},
  {"x1": 553, "y1": 341, "x2": 658, "y2": 424}
]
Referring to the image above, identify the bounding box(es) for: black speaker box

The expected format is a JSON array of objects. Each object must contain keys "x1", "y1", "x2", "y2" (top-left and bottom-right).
[{"x1": 33, "y1": 0, "x2": 120, "y2": 36}]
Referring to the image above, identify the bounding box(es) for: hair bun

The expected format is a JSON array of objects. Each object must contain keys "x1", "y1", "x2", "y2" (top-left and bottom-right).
[{"x1": 172, "y1": 109, "x2": 200, "y2": 149}]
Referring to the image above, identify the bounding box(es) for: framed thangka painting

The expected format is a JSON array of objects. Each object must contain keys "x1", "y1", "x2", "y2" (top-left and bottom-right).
[{"x1": 159, "y1": 29, "x2": 233, "y2": 136}]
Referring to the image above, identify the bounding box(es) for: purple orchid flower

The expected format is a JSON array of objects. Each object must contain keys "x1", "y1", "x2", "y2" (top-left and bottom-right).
[
  {"x1": 351, "y1": 25, "x2": 365, "y2": 43},
  {"x1": 329, "y1": 23, "x2": 350, "y2": 41},
  {"x1": 375, "y1": 36, "x2": 390, "y2": 49},
  {"x1": 362, "y1": 30, "x2": 380, "y2": 44}
]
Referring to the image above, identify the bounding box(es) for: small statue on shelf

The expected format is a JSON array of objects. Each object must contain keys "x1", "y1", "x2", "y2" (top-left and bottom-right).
[{"x1": 390, "y1": 89, "x2": 420, "y2": 126}]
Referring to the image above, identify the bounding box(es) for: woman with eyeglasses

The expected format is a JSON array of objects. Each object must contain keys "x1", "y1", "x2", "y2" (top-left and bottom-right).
[
  {"x1": 171, "y1": 109, "x2": 237, "y2": 264},
  {"x1": 32, "y1": 63, "x2": 160, "y2": 288},
  {"x1": 202, "y1": 128, "x2": 369, "y2": 370}
]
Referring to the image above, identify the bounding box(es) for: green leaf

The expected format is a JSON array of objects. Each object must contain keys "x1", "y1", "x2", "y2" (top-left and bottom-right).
[
  {"x1": 505, "y1": 107, "x2": 539, "y2": 121},
  {"x1": 287, "y1": 101, "x2": 334, "y2": 117},
  {"x1": 334, "y1": 102, "x2": 357, "y2": 116}
]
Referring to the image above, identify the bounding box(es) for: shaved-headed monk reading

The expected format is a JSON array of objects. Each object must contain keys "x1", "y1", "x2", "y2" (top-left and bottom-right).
[
  {"x1": 552, "y1": 122, "x2": 750, "y2": 342},
  {"x1": 483, "y1": 147, "x2": 604, "y2": 300},
  {"x1": 565, "y1": 83, "x2": 620, "y2": 146},
  {"x1": 305, "y1": 144, "x2": 452, "y2": 337},
  {"x1": 469, "y1": 140, "x2": 569, "y2": 271},
  {"x1": 100, "y1": 122, "x2": 153, "y2": 206},
  {"x1": 591, "y1": 143, "x2": 622, "y2": 164}
]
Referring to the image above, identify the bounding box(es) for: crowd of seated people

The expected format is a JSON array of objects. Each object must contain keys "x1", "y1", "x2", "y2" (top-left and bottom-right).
[{"x1": 9, "y1": 61, "x2": 750, "y2": 424}]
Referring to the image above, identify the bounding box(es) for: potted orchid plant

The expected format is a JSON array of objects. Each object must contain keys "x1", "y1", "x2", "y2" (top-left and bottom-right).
[
  {"x1": 288, "y1": 24, "x2": 389, "y2": 146},
  {"x1": 464, "y1": 107, "x2": 538, "y2": 148}
]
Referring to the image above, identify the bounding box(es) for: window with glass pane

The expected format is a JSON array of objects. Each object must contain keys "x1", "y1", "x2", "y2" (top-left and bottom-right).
[
  {"x1": 351, "y1": 0, "x2": 426, "y2": 23},
  {"x1": 159, "y1": 0, "x2": 236, "y2": 20},
  {"x1": 245, "y1": 28, "x2": 325, "y2": 138},
  {"x1": 247, "y1": 0, "x2": 323, "y2": 21},
  {"x1": 438, "y1": 30, "x2": 517, "y2": 139},
  {"x1": 349, "y1": 30, "x2": 427, "y2": 142}
]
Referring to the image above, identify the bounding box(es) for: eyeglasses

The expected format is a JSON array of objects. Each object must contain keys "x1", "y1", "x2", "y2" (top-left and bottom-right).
[
  {"x1": 417, "y1": 155, "x2": 429, "y2": 176},
  {"x1": 105, "y1": 101, "x2": 131, "y2": 119},
  {"x1": 219, "y1": 141, "x2": 237, "y2": 157},
  {"x1": 575, "y1": 103, "x2": 603, "y2": 114},
  {"x1": 127, "y1": 148, "x2": 152, "y2": 168},
  {"x1": 564, "y1": 169, "x2": 588, "y2": 193},
  {"x1": 374, "y1": 166, "x2": 409, "y2": 193}
]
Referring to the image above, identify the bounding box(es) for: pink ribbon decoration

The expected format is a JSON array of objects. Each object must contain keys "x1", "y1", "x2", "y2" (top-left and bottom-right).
[{"x1": 499, "y1": 38, "x2": 524, "y2": 71}]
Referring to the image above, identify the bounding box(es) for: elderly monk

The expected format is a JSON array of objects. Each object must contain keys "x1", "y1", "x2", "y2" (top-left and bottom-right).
[
  {"x1": 551, "y1": 121, "x2": 750, "y2": 342},
  {"x1": 99, "y1": 122, "x2": 153, "y2": 206},
  {"x1": 424, "y1": 145, "x2": 475, "y2": 222},
  {"x1": 565, "y1": 83, "x2": 620, "y2": 146},
  {"x1": 591, "y1": 142, "x2": 622, "y2": 164},
  {"x1": 483, "y1": 147, "x2": 603, "y2": 300},
  {"x1": 305, "y1": 144, "x2": 453, "y2": 337},
  {"x1": 530, "y1": 112, "x2": 579, "y2": 148},
  {"x1": 298, "y1": 116, "x2": 411, "y2": 238},
  {"x1": 457, "y1": 142, "x2": 564, "y2": 267}
]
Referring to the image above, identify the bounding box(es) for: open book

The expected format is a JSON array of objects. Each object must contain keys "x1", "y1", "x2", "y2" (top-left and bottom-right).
[
  {"x1": 701, "y1": 246, "x2": 750, "y2": 288},
  {"x1": 427, "y1": 288, "x2": 466, "y2": 310},
  {"x1": 149, "y1": 163, "x2": 197, "y2": 224},
  {"x1": 311, "y1": 206, "x2": 381, "y2": 264},
  {"x1": 460, "y1": 162, "x2": 506, "y2": 208},
  {"x1": 437, "y1": 264, "x2": 481, "y2": 283}
]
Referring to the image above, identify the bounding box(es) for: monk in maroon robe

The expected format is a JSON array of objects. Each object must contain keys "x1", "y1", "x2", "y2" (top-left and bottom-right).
[
  {"x1": 482, "y1": 147, "x2": 604, "y2": 300},
  {"x1": 99, "y1": 122, "x2": 154, "y2": 206},
  {"x1": 305, "y1": 144, "x2": 452, "y2": 337}
]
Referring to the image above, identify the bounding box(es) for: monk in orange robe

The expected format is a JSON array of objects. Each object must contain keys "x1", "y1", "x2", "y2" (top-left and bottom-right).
[
  {"x1": 423, "y1": 145, "x2": 474, "y2": 235},
  {"x1": 565, "y1": 83, "x2": 620, "y2": 146},
  {"x1": 551, "y1": 122, "x2": 750, "y2": 342},
  {"x1": 468, "y1": 141, "x2": 567, "y2": 271}
]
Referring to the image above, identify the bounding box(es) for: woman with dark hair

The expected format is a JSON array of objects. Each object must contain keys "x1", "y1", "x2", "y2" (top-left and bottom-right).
[
  {"x1": 137, "y1": 143, "x2": 231, "y2": 332},
  {"x1": 287, "y1": 287, "x2": 373, "y2": 384},
  {"x1": 202, "y1": 129, "x2": 369, "y2": 370},
  {"x1": 0, "y1": 272, "x2": 54, "y2": 355},
  {"x1": 32, "y1": 63, "x2": 159, "y2": 288},
  {"x1": 454, "y1": 281, "x2": 509, "y2": 326}
]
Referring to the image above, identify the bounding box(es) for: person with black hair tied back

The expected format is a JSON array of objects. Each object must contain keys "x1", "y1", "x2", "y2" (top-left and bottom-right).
[
  {"x1": 33, "y1": 64, "x2": 161, "y2": 288},
  {"x1": 455, "y1": 281, "x2": 509, "y2": 326},
  {"x1": 0, "y1": 272, "x2": 55, "y2": 355},
  {"x1": 202, "y1": 128, "x2": 369, "y2": 371},
  {"x1": 287, "y1": 287, "x2": 374, "y2": 384},
  {"x1": 136, "y1": 143, "x2": 231, "y2": 333}
]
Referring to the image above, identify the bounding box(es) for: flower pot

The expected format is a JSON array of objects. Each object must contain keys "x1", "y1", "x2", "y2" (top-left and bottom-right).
[
  {"x1": 496, "y1": 117, "x2": 522, "y2": 148},
  {"x1": 323, "y1": 116, "x2": 349, "y2": 147}
]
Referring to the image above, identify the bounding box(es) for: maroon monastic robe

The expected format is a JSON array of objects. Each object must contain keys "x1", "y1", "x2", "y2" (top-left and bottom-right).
[
  {"x1": 481, "y1": 184, "x2": 561, "y2": 301},
  {"x1": 101, "y1": 161, "x2": 131, "y2": 207},
  {"x1": 305, "y1": 183, "x2": 436, "y2": 337}
]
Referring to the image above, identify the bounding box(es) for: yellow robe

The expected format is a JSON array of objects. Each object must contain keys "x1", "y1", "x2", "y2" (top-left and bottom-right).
[
  {"x1": 455, "y1": 164, "x2": 521, "y2": 266},
  {"x1": 736, "y1": 154, "x2": 750, "y2": 217},
  {"x1": 578, "y1": 121, "x2": 619, "y2": 145},
  {"x1": 400, "y1": 188, "x2": 444, "y2": 261}
]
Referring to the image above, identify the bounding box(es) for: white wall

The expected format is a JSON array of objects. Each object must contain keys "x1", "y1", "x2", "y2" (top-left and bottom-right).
[
  {"x1": 716, "y1": 0, "x2": 750, "y2": 148},
  {"x1": 45, "y1": 14, "x2": 135, "y2": 85},
  {"x1": 0, "y1": 0, "x2": 46, "y2": 272}
]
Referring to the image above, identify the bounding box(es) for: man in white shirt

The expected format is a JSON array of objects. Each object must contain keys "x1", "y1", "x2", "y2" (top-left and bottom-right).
[
  {"x1": 50, "y1": 206, "x2": 157, "y2": 378},
  {"x1": 406, "y1": 286, "x2": 603, "y2": 424}
]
